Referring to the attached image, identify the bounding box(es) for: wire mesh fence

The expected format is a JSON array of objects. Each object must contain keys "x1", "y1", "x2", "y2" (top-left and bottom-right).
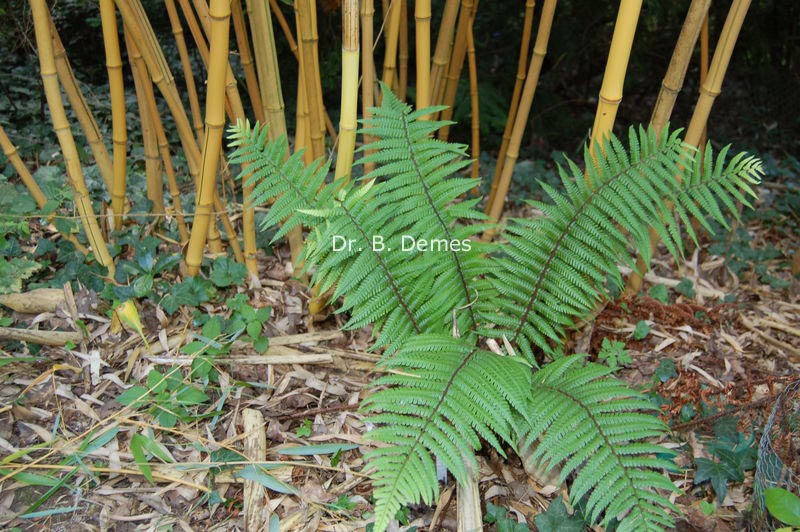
[{"x1": 752, "y1": 379, "x2": 800, "y2": 530}]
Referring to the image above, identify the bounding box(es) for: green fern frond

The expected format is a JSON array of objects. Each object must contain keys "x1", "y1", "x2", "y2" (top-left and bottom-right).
[
  {"x1": 525, "y1": 355, "x2": 679, "y2": 531},
  {"x1": 227, "y1": 120, "x2": 337, "y2": 242},
  {"x1": 362, "y1": 334, "x2": 532, "y2": 531}
]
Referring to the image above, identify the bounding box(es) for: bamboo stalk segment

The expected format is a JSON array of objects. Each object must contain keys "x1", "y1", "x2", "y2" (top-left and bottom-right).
[
  {"x1": 589, "y1": 0, "x2": 643, "y2": 155},
  {"x1": 29, "y1": 0, "x2": 114, "y2": 276},
  {"x1": 48, "y1": 17, "x2": 115, "y2": 194},
  {"x1": 231, "y1": 0, "x2": 266, "y2": 124},
  {"x1": 414, "y1": 0, "x2": 432, "y2": 113},
  {"x1": 270, "y1": 0, "x2": 299, "y2": 58},
  {"x1": 125, "y1": 29, "x2": 165, "y2": 217},
  {"x1": 626, "y1": 0, "x2": 711, "y2": 294},
  {"x1": 466, "y1": 13, "x2": 479, "y2": 179},
  {"x1": 483, "y1": 0, "x2": 556, "y2": 225},
  {"x1": 360, "y1": 0, "x2": 377, "y2": 174},
  {"x1": 295, "y1": 0, "x2": 327, "y2": 158},
  {"x1": 100, "y1": 0, "x2": 129, "y2": 230},
  {"x1": 397, "y1": 0, "x2": 409, "y2": 99},
  {"x1": 165, "y1": 0, "x2": 205, "y2": 142},
  {"x1": 334, "y1": 0, "x2": 360, "y2": 183},
  {"x1": 0, "y1": 125, "x2": 90, "y2": 254},
  {"x1": 185, "y1": 0, "x2": 232, "y2": 276},
  {"x1": 489, "y1": 0, "x2": 536, "y2": 207},
  {"x1": 247, "y1": 0, "x2": 288, "y2": 138},
  {"x1": 380, "y1": 0, "x2": 402, "y2": 95},
  {"x1": 429, "y1": 0, "x2": 459, "y2": 111},
  {"x1": 437, "y1": 0, "x2": 478, "y2": 141},
  {"x1": 649, "y1": 0, "x2": 712, "y2": 136},
  {"x1": 684, "y1": 0, "x2": 751, "y2": 148},
  {"x1": 698, "y1": 9, "x2": 709, "y2": 148}
]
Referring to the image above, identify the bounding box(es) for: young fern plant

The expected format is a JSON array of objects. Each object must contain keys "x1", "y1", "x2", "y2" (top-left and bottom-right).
[{"x1": 227, "y1": 88, "x2": 762, "y2": 532}]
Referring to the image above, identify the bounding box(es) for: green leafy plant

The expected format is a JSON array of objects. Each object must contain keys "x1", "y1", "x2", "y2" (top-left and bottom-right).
[
  {"x1": 116, "y1": 366, "x2": 211, "y2": 428},
  {"x1": 765, "y1": 487, "x2": 800, "y2": 529},
  {"x1": 533, "y1": 499, "x2": 585, "y2": 532},
  {"x1": 598, "y1": 337, "x2": 632, "y2": 369},
  {"x1": 485, "y1": 501, "x2": 533, "y2": 532},
  {"x1": 228, "y1": 87, "x2": 762, "y2": 531},
  {"x1": 693, "y1": 417, "x2": 757, "y2": 501}
]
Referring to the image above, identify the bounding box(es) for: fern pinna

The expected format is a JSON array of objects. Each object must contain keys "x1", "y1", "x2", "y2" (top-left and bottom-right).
[{"x1": 228, "y1": 88, "x2": 762, "y2": 531}]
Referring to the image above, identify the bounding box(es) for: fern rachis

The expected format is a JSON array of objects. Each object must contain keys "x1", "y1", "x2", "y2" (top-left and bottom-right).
[{"x1": 228, "y1": 92, "x2": 762, "y2": 531}]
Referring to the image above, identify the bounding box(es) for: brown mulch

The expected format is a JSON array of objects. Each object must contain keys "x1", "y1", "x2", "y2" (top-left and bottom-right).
[{"x1": 0, "y1": 216, "x2": 798, "y2": 531}]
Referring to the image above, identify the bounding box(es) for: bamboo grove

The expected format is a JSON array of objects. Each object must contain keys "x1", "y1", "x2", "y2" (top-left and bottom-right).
[{"x1": 7, "y1": 0, "x2": 779, "y2": 281}]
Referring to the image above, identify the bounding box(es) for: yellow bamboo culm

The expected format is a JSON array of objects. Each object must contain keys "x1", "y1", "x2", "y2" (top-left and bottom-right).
[
  {"x1": 247, "y1": 0, "x2": 303, "y2": 269},
  {"x1": 165, "y1": 0, "x2": 205, "y2": 142},
  {"x1": 415, "y1": 0, "x2": 432, "y2": 114},
  {"x1": 483, "y1": 0, "x2": 556, "y2": 225},
  {"x1": 231, "y1": 0, "x2": 265, "y2": 124},
  {"x1": 125, "y1": 29, "x2": 165, "y2": 217},
  {"x1": 684, "y1": 0, "x2": 751, "y2": 149},
  {"x1": 381, "y1": 0, "x2": 402, "y2": 96},
  {"x1": 270, "y1": 0, "x2": 299, "y2": 58},
  {"x1": 438, "y1": 0, "x2": 478, "y2": 141},
  {"x1": 466, "y1": 9, "x2": 480, "y2": 179},
  {"x1": 100, "y1": 0, "x2": 128, "y2": 230},
  {"x1": 698, "y1": 11, "x2": 710, "y2": 149},
  {"x1": 589, "y1": 0, "x2": 643, "y2": 158},
  {"x1": 649, "y1": 0, "x2": 712, "y2": 137},
  {"x1": 184, "y1": 0, "x2": 231, "y2": 276},
  {"x1": 628, "y1": 0, "x2": 751, "y2": 294},
  {"x1": 296, "y1": 0, "x2": 327, "y2": 158},
  {"x1": 626, "y1": 0, "x2": 711, "y2": 294},
  {"x1": 397, "y1": 0, "x2": 409, "y2": 99},
  {"x1": 29, "y1": 0, "x2": 115, "y2": 276},
  {"x1": 334, "y1": 0, "x2": 360, "y2": 183},
  {"x1": 360, "y1": 0, "x2": 377, "y2": 174},
  {"x1": 488, "y1": 0, "x2": 536, "y2": 207},
  {"x1": 48, "y1": 16, "x2": 115, "y2": 194},
  {"x1": 429, "y1": 0, "x2": 459, "y2": 111},
  {"x1": 0, "y1": 125, "x2": 89, "y2": 254}
]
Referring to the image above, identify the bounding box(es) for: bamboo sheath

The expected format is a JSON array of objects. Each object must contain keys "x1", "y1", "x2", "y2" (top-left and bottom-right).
[
  {"x1": 100, "y1": 0, "x2": 129, "y2": 230},
  {"x1": 626, "y1": 0, "x2": 711, "y2": 293},
  {"x1": 437, "y1": 0, "x2": 478, "y2": 141},
  {"x1": 334, "y1": 0, "x2": 359, "y2": 183},
  {"x1": 589, "y1": 0, "x2": 643, "y2": 156},
  {"x1": 184, "y1": 0, "x2": 231, "y2": 276},
  {"x1": 488, "y1": 0, "x2": 536, "y2": 208},
  {"x1": 415, "y1": 0, "x2": 432, "y2": 113},
  {"x1": 29, "y1": 0, "x2": 115, "y2": 276},
  {"x1": 429, "y1": 0, "x2": 459, "y2": 112},
  {"x1": 484, "y1": 0, "x2": 556, "y2": 225},
  {"x1": 0, "y1": 125, "x2": 89, "y2": 254},
  {"x1": 165, "y1": 0, "x2": 205, "y2": 142},
  {"x1": 48, "y1": 18, "x2": 115, "y2": 194}
]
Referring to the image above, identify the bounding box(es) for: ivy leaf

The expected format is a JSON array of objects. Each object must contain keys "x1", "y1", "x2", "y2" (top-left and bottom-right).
[
  {"x1": 655, "y1": 358, "x2": 678, "y2": 382},
  {"x1": 210, "y1": 256, "x2": 248, "y2": 287},
  {"x1": 0, "y1": 256, "x2": 41, "y2": 294},
  {"x1": 694, "y1": 457, "x2": 739, "y2": 501},
  {"x1": 633, "y1": 320, "x2": 651, "y2": 340},
  {"x1": 649, "y1": 284, "x2": 669, "y2": 303},
  {"x1": 534, "y1": 499, "x2": 584, "y2": 532},
  {"x1": 675, "y1": 278, "x2": 696, "y2": 298}
]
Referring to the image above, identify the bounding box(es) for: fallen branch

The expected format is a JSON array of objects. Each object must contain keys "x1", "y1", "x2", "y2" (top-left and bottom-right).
[
  {"x1": 741, "y1": 315, "x2": 800, "y2": 362},
  {"x1": 0, "y1": 326, "x2": 83, "y2": 346}
]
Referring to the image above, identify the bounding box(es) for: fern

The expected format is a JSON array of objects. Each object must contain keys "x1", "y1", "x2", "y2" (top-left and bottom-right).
[{"x1": 228, "y1": 91, "x2": 763, "y2": 532}]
